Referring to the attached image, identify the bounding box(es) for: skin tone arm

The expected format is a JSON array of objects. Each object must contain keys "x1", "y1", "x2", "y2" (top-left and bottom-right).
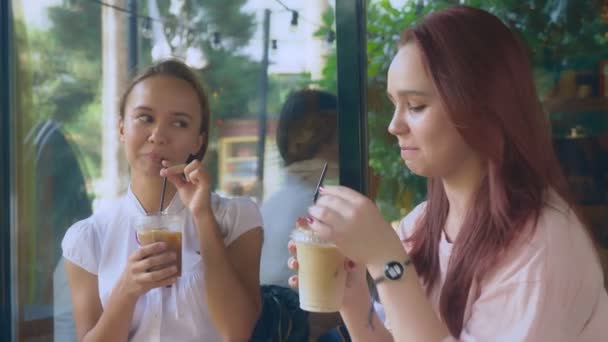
[
  {"x1": 307, "y1": 185, "x2": 450, "y2": 341},
  {"x1": 65, "y1": 242, "x2": 178, "y2": 342},
  {"x1": 162, "y1": 160, "x2": 262, "y2": 341}
]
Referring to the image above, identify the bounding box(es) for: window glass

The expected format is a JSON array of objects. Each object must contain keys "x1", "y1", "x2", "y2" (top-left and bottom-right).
[{"x1": 10, "y1": 0, "x2": 338, "y2": 340}]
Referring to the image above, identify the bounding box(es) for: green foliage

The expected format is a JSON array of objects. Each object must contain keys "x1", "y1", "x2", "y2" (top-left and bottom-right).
[
  {"x1": 25, "y1": 0, "x2": 264, "y2": 190},
  {"x1": 313, "y1": 8, "x2": 338, "y2": 91},
  {"x1": 154, "y1": 0, "x2": 262, "y2": 119},
  {"x1": 315, "y1": 0, "x2": 608, "y2": 221}
]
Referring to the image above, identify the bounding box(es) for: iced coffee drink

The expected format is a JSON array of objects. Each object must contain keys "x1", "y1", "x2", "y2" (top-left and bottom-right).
[
  {"x1": 135, "y1": 214, "x2": 183, "y2": 276},
  {"x1": 291, "y1": 225, "x2": 347, "y2": 312}
]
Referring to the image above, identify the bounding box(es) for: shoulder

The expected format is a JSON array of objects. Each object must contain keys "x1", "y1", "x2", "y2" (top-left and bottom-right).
[
  {"x1": 213, "y1": 193, "x2": 261, "y2": 220},
  {"x1": 62, "y1": 216, "x2": 98, "y2": 243},
  {"x1": 61, "y1": 216, "x2": 101, "y2": 274},
  {"x1": 397, "y1": 201, "x2": 427, "y2": 241},
  {"x1": 212, "y1": 193, "x2": 263, "y2": 245},
  {"x1": 485, "y1": 191, "x2": 598, "y2": 287}
]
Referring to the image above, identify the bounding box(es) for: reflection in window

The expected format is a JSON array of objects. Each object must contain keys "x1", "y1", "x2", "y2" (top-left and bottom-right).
[{"x1": 11, "y1": 0, "x2": 338, "y2": 340}]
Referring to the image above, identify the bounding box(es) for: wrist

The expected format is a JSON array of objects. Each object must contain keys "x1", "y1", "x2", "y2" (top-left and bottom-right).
[
  {"x1": 366, "y1": 239, "x2": 408, "y2": 280},
  {"x1": 193, "y1": 203, "x2": 215, "y2": 220},
  {"x1": 115, "y1": 277, "x2": 140, "y2": 304}
]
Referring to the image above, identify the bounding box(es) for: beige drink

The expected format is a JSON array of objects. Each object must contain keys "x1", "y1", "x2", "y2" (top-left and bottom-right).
[
  {"x1": 292, "y1": 229, "x2": 346, "y2": 312},
  {"x1": 135, "y1": 213, "x2": 184, "y2": 276},
  {"x1": 137, "y1": 229, "x2": 182, "y2": 276}
]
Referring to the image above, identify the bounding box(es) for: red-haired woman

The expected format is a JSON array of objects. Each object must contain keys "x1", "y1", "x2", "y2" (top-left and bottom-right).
[{"x1": 288, "y1": 5, "x2": 608, "y2": 341}]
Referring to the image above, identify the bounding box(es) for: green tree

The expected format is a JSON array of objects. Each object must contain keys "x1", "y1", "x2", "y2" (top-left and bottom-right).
[
  {"x1": 147, "y1": 0, "x2": 264, "y2": 119},
  {"x1": 318, "y1": 0, "x2": 607, "y2": 221},
  {"x1": 28, "y1": 1, "x2": 103, "y2": 179}
]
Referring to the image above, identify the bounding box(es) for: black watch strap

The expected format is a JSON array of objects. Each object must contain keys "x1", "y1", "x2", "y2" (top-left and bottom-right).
[{"x1": 372, "y1": 258, "x2": 412, "y2": 285}]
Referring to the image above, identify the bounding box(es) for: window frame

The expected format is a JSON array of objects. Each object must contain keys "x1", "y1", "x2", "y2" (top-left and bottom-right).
[
  {"x1": 1, "y1": 0, "x2": 14, "y2": 341},
  {"x1": 336, "y1": 0, "x2": 368, "y2": 194}
]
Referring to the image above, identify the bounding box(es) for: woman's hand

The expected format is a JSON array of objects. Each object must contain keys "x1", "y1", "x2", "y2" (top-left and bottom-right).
[
  {"x1": 160, "y1": 159, "x2": 212, "y2": 217},
  {"x1": 118, "y1": 242, "x2": 178, "y2": 299},
  {"x1": 307, "y1": 185, "x2": 402, "y2": 266},
  {"x1": 286, "y1": 238, "x2": 369, "y2": 309}
]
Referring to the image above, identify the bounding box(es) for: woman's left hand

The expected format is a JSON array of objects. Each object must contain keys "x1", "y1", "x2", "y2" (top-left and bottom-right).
[
  {"x1": 160, "y1": 159, "x2": 212, "y2": 217},
  {"x1": 307, "y1": 185, "x2": 401, "y2": 265}
]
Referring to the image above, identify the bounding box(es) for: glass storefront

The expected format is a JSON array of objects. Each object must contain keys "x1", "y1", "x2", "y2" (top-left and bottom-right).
[
  {"x1": 2, "y1": 0, "x2": 607, "y2": 341},
  {"x1": 2, "y1": 0, "x2": 367, "y2": 340}
]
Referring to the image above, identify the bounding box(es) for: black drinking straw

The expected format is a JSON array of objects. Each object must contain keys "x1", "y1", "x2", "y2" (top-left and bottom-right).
[
  {"x1": 313, "y1": 162, "x2": 328, "y2": 203},
  {"x1": 159, "y1": 177, "x2": 167, "y2": 212}
]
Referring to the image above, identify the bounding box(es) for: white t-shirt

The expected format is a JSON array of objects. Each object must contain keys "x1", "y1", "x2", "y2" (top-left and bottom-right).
[{"x1": 61, "y1": 187, "x2": 263, "y2": 342}]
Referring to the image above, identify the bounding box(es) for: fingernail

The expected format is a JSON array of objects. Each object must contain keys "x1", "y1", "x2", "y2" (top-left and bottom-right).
[
  {"x1": 306, "y1": 217, "x2": 313, "y2": 224},
  {"x1": 296, "y1": 217, "x2": 307, "y2": 226},
  {"x1": 347, "y1": 260, "x2": 356, "y2": 270},
  {"x1": 319, "y1": 186, "x2": 325, "y2": 192}
]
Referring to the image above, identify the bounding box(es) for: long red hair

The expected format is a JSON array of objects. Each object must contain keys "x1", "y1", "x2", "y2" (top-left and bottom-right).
[{"x1": 402, "y1": 6, "x2": 573, "y2": 336}]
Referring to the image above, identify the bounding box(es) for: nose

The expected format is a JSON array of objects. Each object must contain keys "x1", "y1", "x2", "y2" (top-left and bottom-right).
[
  {"x1": 148, "y1": 124, "x2": 168, "y2": 145},
  {"x1": 387, "y1": 108, "x2": 409, "y2": 137}
]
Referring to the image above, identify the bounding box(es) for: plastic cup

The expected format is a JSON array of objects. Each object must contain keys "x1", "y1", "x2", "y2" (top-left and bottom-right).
[
  {"x1": 291, "y1": 228, "x2": 347, "y2": 312},
  {"x1": 134, "y1": 213, "x2": 183, "y2": 276}
]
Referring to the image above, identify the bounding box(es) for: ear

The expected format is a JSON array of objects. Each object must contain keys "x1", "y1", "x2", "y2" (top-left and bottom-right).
[{"x1": 119, "y1": 117, "x2": 125, "y2": 142}]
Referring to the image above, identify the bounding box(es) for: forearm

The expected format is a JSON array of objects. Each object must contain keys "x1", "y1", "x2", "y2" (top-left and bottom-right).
[
  {"x1": 339, "y1": 283, "x2": 393, "y2": 342},
  {"x1": 196, "y1": 215, "x2": 260, "y2": 340},
  {"x1": 367, "y1": 242, "x2": 449, "y2": 342},
  {"x1": 81, "y1": 283, "x2": 137, "y2": 342}
]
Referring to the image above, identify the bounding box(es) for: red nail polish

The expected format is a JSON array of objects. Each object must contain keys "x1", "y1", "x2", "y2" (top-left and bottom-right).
[
  {"x1": 296, "y1": 217, "x2": 307, "y2": 226},
  {"x1": 347, "y1": 260, "x2": 356, "y2": 269}
]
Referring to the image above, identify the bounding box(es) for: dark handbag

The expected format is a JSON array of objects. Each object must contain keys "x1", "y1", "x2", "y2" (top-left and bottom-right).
[{"x1": 250, "y1": 285, "x2": 310, "y2": 342}]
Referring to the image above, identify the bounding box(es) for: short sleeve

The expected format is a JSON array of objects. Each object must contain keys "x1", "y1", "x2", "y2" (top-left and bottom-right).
[
  {"x1": 219, "y1": 197, "x2": 263, "y2": 246},
  {"x1": 397, "y1": 201, "x2": 427, "y2": 252},
  {"x1": 61, "y1": 219, "x2": 100, "y2": 275}
]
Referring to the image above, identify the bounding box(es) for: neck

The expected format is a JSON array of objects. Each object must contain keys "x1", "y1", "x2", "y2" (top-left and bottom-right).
[
  {"x1": 441, "y1": 157, "x2": 484, "y2": 242},
  {"x1": 131, "y1": 175, "x2": 177, "y2": 213}
]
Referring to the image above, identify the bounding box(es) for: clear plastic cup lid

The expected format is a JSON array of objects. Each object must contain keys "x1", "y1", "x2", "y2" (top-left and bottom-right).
[{"x1": 290, "y1": 228, "x2": 335, "y2": 246}]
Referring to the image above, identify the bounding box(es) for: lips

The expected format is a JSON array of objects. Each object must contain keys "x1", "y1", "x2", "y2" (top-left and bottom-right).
[
  {"x1": 399, "y1": 146, "x2": 419, "y2": 159},
  {"x1": 143, "y1": 152, "x2": 167, "y2": 164}
]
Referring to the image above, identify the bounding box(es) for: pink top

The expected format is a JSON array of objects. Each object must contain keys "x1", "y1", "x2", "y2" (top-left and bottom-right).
[{"x1": 398, "y1": 192, "x2": 608, "y2": 341}]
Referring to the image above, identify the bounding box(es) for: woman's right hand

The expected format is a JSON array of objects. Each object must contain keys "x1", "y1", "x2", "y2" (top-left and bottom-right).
[
  {"x1": 118, "y1": 242, "x2": 179, "y2": 299},
  {"x1": 287, "y1": 239, "x2": 370, "y2": 308}
]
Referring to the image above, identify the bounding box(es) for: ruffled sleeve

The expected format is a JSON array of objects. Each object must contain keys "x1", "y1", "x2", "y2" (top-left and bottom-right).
[
  {"x1": 216, "y1": 196, "x2": 263, "y2": 246},
  {"x1": 61, "y1": 218, "x2": 100, "y2": 275}
]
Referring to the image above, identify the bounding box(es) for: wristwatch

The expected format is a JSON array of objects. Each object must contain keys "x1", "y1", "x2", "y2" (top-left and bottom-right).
[{"x1": 372, "y1": 257, "x2": 412, "y2": 285}]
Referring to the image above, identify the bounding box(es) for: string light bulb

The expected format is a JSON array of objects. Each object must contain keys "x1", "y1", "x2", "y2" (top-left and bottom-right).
[
  {"x1": 212, "y1": 32, "x2": 222, "y2": 48},
  {"x1": 326, "y1": 30, "x2": 335, "y2": 44},
  {"x1": 290, "y1": 10, "x2": 299, "y2": 27},
  {"x1": 141, "y1": 16, "x2": 153, "y2": 39}
]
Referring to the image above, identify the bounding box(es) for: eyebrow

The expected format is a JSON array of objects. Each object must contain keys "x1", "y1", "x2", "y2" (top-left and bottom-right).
[
  {"x1": 387, "y1": 89, "x2": 431, "y2": 100},
  {"x1": 132, "y1": 106, "x2": 193, "y2": 119}
]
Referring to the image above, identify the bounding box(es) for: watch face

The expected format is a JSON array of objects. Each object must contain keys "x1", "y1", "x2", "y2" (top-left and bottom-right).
[{"x1": 385, "y1": 261, "x2": 404, "y2": 280}]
